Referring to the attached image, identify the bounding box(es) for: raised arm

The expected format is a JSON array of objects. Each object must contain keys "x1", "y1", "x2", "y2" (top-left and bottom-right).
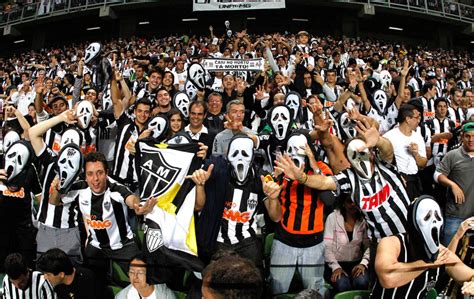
[
  {"x1": 395, "y1": 60, "x2": 411, "y2": 109},
  {"x1": 29, "y1": 109, "x2": 77, "y2": 155},
  {"x1": 110, "y1": 70, "x2": 124, "y2": 120}
]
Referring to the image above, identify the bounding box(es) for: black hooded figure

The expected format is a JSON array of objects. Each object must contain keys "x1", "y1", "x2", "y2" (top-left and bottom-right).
[{"x1": 84, "y1": 42, "x2": 112, "y2": 95}]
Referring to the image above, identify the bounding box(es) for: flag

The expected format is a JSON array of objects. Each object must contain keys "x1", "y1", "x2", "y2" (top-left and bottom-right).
[{"x1": 135, "y1": 139, "x2": 204, "y2": 272}]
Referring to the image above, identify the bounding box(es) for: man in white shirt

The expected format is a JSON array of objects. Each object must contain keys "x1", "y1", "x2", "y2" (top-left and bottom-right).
[
  {"x1": 384, "y1": 104, "x2": 427, "y2": 199},
  {"x1": 10, "y1": 80, "x2": 36, "y2": 116},
  {"x1": 184, "y1": 101, "x2": 212, "y2": 149}
]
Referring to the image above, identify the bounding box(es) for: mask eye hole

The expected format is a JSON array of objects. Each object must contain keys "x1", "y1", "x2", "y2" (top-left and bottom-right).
[
  {"x1": 424, "y1": 210, "x2": 432, "y2": 221},
  {"x1": 272, "y1": 113, "x2": 279, "y2": 121},
  {"x1": 434, "y1": 210, "x2": 441, "y2": 221},
  {"x1": 282, "y1": 114, "x2": 288, "y2": 121},
  {"x1": 231, "y1": 150, "x2": 239, "y2": 158},
  {"x1": 241, "y1": 150, "x2": 249, "y2": 158},
  {"x1": 7, "y1": 152, "x2": 15, "y2": 159},
  {"x1": 68, "y1": 160, "x2": 74, "y2": 168},
  {"x1": 59, "y1": 158, "x2": 67, "y2": 164}
]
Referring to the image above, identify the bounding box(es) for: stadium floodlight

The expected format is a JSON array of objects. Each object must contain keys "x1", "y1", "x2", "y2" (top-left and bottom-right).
[
  {"x1": 86, "y1": 27, "x2": 101, "y2": 31},
  {"x1": 14, "y1": 39, "x2": 25, "y2": 44},
  {"x1": 471, "y1": 41, "x2": 474, "y2": 44},
  {"x1": 182, "y1": 18, "x2": 198, "y2": 22},
  {"x1": 292, "y1": 18, "x2": 309, "y2": 22},
  {"x1": 388, "y1": 26, "x2": 403, "y2": 31},
  {"x1": 139, "y1": 21, "x2": 150, "y2": 25},
  {"x1": 247, "y1": 17, "x2": 256, "y2": 20}
]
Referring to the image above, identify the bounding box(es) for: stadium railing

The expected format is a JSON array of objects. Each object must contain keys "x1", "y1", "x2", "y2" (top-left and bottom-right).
[{"x1": 335, "y1": 0, "x2": 472, "y2": 23}]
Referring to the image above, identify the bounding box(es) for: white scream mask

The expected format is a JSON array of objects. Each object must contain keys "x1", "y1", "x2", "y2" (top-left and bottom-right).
[
  {"x1": 147, "y1": 115, "x2": 168, "y2": 140},
  {"x1": 60, "y1": 128, "x2": 82, "y2": 149},
  {"x1": 285, "y1": 92, "x2": 301, "y2": 118},
  {"x1": 185, "y1": 80, "x2": 198, "y2": 101},
  {"x1": 188, "y1": 63, "x2": 206, "y2": 90},
  {"x1": 227, "y1": 137, "x2": 254, "y2": 184},
  {"x1": 5, "y1": 141, "x2": 31, "y2": 183},
  {"x1": 286, "y1": 134, "x2": 307, "y2": 168},
  {"x1": 84, "y1": 42, "x2": 101, "y2": 65},
  {"x1": 57, "y1": 145, "x2": 83, "y2": 194},
  {"x1": 102, "y1": 86, "x2": 112, "y2": 111},
  {"x1": 173, "y1": 92, "x2": 191, "y2": 118},
  {"x1": 379, "y1": 70, "x2": 392, "y2": 90},
  {"x1": 3, "y1": 130, "x2": 20, "y2": 153},
  {"x1": 270, "y1": 106, "x2": 291, "y2": 140},
  {"x1": 412, "y1": 196, "x2": 443, "y2": 262},
  {"x1": 76, "y1": 100, "x2": 94, "y2": 129},
  {"x1": 346, "y1": 139, "x2": 373, "y2": 180},
  {"x1": 339, "y1": 112, "x2": 357, "y2": 141},
  {"x1": 373, "y1": 89, "x2": 388, "y2": 113}
]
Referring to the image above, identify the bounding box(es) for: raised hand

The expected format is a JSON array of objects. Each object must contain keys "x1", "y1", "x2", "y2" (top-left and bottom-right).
[
  {"x1": 260, "y1": 175, "x2": 281, "y2": 200},
  {"x1": 134, "y1": 197, "x2": 157, "y2": 215},
  {"x1": 274, "y1": 153, "x2": 305, "y2": 182},
  {"x1": 355, "y1": 118, "x2": 379, "y2": 150},
  {"x1": 254, "y1": 85, "x2": 265, "y2": 101},
  {"x1": 186, "y1": 164, "x2": 214, "y2": 186}
]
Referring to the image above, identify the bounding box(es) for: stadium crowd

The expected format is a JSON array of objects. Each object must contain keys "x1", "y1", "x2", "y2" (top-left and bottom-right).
[{"x1": 0, "y1": 26, "x2": 473, "y2": 299}]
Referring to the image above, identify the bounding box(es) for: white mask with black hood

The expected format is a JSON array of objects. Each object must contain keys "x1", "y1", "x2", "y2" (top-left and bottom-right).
[
  {"x1": 147, "y1": 115, "x2": 169, "y2": 142},
  {"x1": 346, "y1": 138, "x2": 373, "y2": 181},
  {"x1": 268, "y1": 105, "x2": 292, "y2": 141},
  {"x1": 4, "y1": 140, "x2": 33, "y2": 190},
  {"x1": 286, "y1": 130, "x2": 312, "y2": 169},
  {"x1": 227, "y1": 134, "x2": 254, "y2": 185},
  {"x1": 407, "y1": 195, "x2": 443, "y2": 263},
  {"x1": 56, "y1": 143, "x2": 83, "y2": 194}
]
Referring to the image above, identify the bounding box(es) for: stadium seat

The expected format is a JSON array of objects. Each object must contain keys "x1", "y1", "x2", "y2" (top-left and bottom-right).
[
  {"x1": 274, "y1": 294, "x2": 297, "y2": 299},
  {"x1": 108, "y1": 285, "x2": 123, "y2": 296},
  {"x1": 111, "y1": 261, "x2": 130, "y2": 286},
  {"x1": 426, "y1": 288, "x2": 437, "y2": 299},
  {"x1": 174, "y1": 291, "x2": 187, "y2": 299},
  {"x1": 135, "y1": 228, "x2": 144, "y2": 249},
  {"x1": 333, "y1": 290, "x2": 371, "y2": 299},
  {"x1": 264, "y1": 233, "x2": 274, "y2": 258}
]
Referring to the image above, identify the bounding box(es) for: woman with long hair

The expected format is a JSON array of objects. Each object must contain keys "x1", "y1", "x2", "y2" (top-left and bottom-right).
[{"x1": 166, "y1": 108, "x2": 184, "y2": 139}]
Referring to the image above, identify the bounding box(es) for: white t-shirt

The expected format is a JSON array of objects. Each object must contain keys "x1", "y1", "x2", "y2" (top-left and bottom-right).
[{"x1": 383, "y1": 127, "x2": 426, "y2": 175}]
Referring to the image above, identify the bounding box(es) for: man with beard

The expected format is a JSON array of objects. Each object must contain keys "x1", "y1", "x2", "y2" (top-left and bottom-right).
[{"x1": 373, "y1": 195, "x2": 474, "y2": 298}]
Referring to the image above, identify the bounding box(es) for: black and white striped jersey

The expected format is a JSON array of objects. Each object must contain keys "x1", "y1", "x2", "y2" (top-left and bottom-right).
[
  {"x1": 447, "y1": 106, "x2": 465, "y2": 128},
  {"x1": 217, "y1": 170, "x2": 265, "y2": 245},
  {"x1": 426, "y1": 117, "x2": 455, "y2": 167},
  {"x1": 371, "y1": 234, "x2": 441, "y2": 299},
  {"x1": 420, "y1": 96, "x2": 435, "y2": 121},
  {"x1": 333, "y1": 159, "x2": 410, "y2": 241},
  {"x1": 111, "y1": 113, "x2": 140, "y2": 191},
  {"x1": 36, "y1": 146, "x2": 79, "y2": 229},
  {"x1": 62, "y1": 178, "x2": 134, "y2": 250},
  {"x1": 457, "y1": 80, "x2": 471, "y2": 91},
  {"x1": 2, "y1": 270, "x2": 56, "y2": 299}
]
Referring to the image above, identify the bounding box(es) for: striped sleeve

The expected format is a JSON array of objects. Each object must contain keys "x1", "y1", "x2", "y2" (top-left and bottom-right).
[
  {"x1": 2, "y1": 275, "x2": 10, "y2": 299},
  {"x1": 34, "y1": 273, "x2": 56, "y2": 299},
  {"x1": 332, "y1": 170, "x2": 351, "y2": 197}
]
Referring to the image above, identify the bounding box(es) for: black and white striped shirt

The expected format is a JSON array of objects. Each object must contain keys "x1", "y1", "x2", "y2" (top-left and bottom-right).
[
  {"x1": 371, "y1": 234, "x2": 441, "y2": 298},
  {"x1": 333, "y1": 159, "x2": 410, "y2": 240},
  {"x1": 36, "y1": 146, "x2": 79, "y2": 229},
  {"x1": 457, "y1": 80, "x2": 471, "y2": 91},
  {"x1": 421, "y1": 96, "x2": 435, "y2": 121},
  {"x1": 63, "y1": 179, "x2": 134, "y2": 250},
  {"x1": 217, "y1": 170, "x2": 264, "y2": 245},
  {"x1": 447, "y1": 106, "x2": 465, "y2": 128},
  {"x1": 111, "y1": 113, "x2": 140, "y2": 191},
  {"x1": 2, "y1": 270, "x2": 56, "y2": 299},
  {"x1": 426, "y1": 117, "x2": 455, "y2": 167}
]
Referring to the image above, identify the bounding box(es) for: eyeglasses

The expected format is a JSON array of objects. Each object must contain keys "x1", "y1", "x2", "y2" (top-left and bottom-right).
[{"x1": 128, "y1": 270, "x2": 146, "y2": 277}]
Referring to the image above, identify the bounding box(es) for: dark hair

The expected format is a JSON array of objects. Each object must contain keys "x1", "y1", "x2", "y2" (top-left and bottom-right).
[
  {"x1": 203, "y1": 252, "x2": 263, "y2": 299},
  {"x1": 450, "y1": 87, "x2": 460, "y2": 97},
  {"x1": 396, "y1": 103, "x2": 417, "y2": 124},
  {"x1": 36, "y1": 248, "x2": 74, "y2": 275},
  {"x1": 149, "y1": 67, "x2": 164, "y2": 78},
  {"x1": 189, "y1": 100, "x2": 208, "y2": 115},
  {"x1": 166, "y1": 108, "x2": 184, "y2": 138},
  {"x1": 434, "y1": 97, "x2": 449, "y2": 108},
  {"x1": 4, "y1": 253, "x2": 28, "y2": 279},
  {"x1": 337, "y1": 193, "x2": 363, "y2": 222},
  {"x1": 135, "y1": 98, "x2": 154, "y2": 111},
  {"x1": 422, "y1": 81, "x2": 435, "y2": 95},
  {"x1": 84, "y1": 151, "x2": 108, "y2": 173},
  {"x1": 63, "y1": 73, "x2": 74, "y2": 85}
]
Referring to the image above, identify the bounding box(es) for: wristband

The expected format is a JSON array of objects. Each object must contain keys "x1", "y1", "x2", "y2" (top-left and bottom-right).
[{"x1": 299, "y1": 172, "x2": 308, "y2": 185}]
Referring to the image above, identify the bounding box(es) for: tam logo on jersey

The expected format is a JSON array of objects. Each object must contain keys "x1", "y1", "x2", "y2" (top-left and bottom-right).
[{"x1": 360, "y1": 184, "x2": 390, "y2": 211}]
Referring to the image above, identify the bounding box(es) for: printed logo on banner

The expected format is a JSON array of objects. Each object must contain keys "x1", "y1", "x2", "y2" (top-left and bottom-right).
[{"x1": 139, "y1": 151, "x2": 180, "y2": 198}]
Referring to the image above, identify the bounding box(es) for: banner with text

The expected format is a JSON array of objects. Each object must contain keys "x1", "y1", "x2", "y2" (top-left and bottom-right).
[
  {"x1": 202, "y1": 58, "x2": 265, "y2": 72},
  {"x1": 193, "y1": 0, "x2": 285, "y2": 11}
]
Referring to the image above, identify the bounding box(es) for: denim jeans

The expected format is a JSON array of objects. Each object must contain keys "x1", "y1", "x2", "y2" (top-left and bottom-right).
[
  {"x1": 443, "y1": 215, "x2": 465, "y2": 246},
  {"x1": 333, "y1": 266, "x2": 370, "y2": 293},
  {"x1": 270, "y1": 240, "x2": 325, "y2": 295}
]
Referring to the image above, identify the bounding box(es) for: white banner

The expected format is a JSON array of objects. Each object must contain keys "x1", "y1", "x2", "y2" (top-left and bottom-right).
[
  {"x1": 193, "y1": 0, "x2": 285, "y2": 11},
  {"x1": 202, "y1": 58, "x2": 265, "y2": 72}
]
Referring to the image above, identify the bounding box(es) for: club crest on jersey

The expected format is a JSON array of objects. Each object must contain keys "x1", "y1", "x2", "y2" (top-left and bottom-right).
[
  {"x1": 140, "y1": 151, "x2": 180, "y2": 197},
  {"x1": 247, "y1": 197, "x2": 258, "y2": 210},
  {"x1": 145, "y1": 225, "x2": 164, "y2": 253},
  {"x1": 103, "y1": 200, "x2": 111, "y2": 212}
]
